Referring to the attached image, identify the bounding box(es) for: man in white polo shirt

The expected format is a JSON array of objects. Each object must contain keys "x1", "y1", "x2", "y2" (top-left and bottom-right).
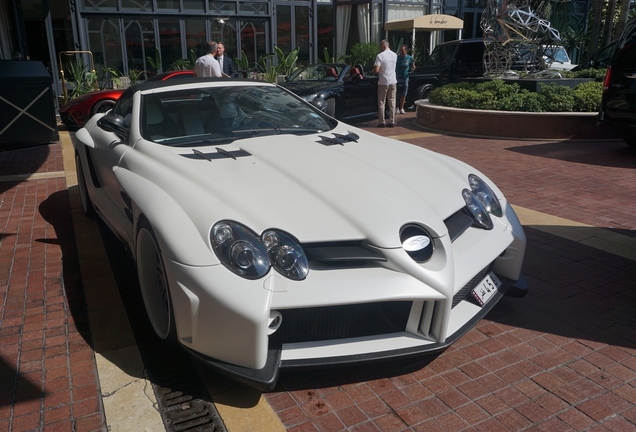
[
  {"x1": 372, "y1": 39, "x2": 398, "y2": 127},
  {"x1": 193, "y1": 41, "x2": 222, "y2": 78}
]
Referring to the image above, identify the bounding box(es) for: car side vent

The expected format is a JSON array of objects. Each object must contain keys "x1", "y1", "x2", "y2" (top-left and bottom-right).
[
  {"x1": 318, "y1": 131, "x2": 359, "y2": 146},
  {"x1": 444, "y1": 208, "x2": 474, "y2": 243}
]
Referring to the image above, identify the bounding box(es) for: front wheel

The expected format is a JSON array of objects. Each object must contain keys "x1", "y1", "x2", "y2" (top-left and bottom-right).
[
  {"x1": 91, "y1": 98, "x2": 116, "y2": 116},
  {"x1": 325, "y1": 98, "x2": 336, "y2": 117},
  {"x1": 415, "y1": 84, "x2": 435, "y2": 101},
  {"x1": 136, "y1": 220, "x2": 177, "y2": 343},
  {"x1": 75, "y1": 154, "x2": 95, "y2": 217}
]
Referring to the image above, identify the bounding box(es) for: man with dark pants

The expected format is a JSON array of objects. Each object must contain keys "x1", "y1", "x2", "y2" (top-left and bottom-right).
[
  {"x1": 372, "y1": 40, "x2": 397, "y2": 127},
  {"x1": 216, "y1": 43, "x2": 236, "y2": 77}
]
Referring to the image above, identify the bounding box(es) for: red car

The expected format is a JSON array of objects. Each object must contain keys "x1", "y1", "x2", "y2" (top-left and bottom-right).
[{"x1": 59, "y1": 70, "x2": 194, "y2": 126}]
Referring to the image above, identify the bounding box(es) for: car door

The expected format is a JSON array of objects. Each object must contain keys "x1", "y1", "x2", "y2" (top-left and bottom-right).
[
  {"x1": 604, "y1": 23, "x2": 636, "y2": 123},
  {"x1": 86, "y1": 91, "x2": 136, "y2": 240},
  {"x1": 342, "y1": 68, "x2": 378, "y2": 119}
]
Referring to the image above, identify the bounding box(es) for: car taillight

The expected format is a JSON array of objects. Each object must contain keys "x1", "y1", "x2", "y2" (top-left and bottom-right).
[{"x1": 603, "y1": 67, "x2": 612, "y2": 92}]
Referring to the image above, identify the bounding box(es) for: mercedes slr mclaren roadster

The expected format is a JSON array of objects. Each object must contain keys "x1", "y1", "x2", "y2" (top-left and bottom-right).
[{"x1": 74, "y1": 78, "x2": 528, "y2": 390}]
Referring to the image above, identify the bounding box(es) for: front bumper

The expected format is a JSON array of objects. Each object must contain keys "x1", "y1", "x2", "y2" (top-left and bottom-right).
[{"x1": 186, "y1": 273, "x2": 528, "y2": 392}]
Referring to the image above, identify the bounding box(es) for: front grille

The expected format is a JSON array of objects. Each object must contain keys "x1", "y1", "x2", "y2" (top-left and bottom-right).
[
  {"x1": 269, "y1": 301, "x2": 412, "y2": 345},
  {"x1": 452, "y1": 264, "x2": 493, "y2": 308}
]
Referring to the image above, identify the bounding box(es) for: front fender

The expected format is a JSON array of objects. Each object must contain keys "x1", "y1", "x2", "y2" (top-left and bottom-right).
[{"x1": 114, "y1": 167, "x2": 218, "y2": 267}]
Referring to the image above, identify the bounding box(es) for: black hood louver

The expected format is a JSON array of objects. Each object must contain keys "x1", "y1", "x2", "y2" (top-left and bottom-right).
[{"x1": 318, "y1": 131, "x2": 359, "y2": 146}]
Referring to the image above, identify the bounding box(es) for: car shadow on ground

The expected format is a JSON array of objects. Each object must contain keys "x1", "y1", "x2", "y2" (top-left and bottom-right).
[{"x1": 506, "y1": 140, "x2": 636, "y2": 169}]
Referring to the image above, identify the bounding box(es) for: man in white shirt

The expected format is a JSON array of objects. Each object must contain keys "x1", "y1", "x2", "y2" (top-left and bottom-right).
[
  {"x1": 372, "y1": 40, "x2": 398, "y2": 127},
  {"x1": 193, "y1": 41, "x2": 222, "y2": 78}
]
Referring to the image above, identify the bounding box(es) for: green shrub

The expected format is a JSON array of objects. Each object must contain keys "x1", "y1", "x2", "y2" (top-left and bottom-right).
[
  {"x1": 349, "y1": 43, "x2": 379, "y2": 67},
  {"x1": 561, "y1": 68, "x2": 607, "y2": 81},
  {"x1": 540, "y1": 83, "x2": 575, "y2": 112},
  {"x1": 429, "y1": 79, "x2": 600, "y2": 112},
  {"x1": 572, "y1": 81, "x2": 603, "y2": 112}
]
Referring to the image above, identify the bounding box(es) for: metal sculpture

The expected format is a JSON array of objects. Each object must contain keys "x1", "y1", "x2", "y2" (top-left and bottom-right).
[{"x1": 480, "y1": 0, "x2": 562, "y2": 76}]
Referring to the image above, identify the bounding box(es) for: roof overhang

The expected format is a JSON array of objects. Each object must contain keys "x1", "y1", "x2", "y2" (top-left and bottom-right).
[{"x1": 385, "y1": 14, "x2": 464, "y2": 32}]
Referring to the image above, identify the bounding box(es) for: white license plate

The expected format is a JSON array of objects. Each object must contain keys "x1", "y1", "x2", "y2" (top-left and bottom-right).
[{"x1": 471, "y1": 272, "x2": 502, "y2": 306}]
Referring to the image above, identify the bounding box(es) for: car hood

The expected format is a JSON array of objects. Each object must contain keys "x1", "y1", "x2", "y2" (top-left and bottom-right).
[
  {"x1": 280, "y1": 81, "x2": 340, "y2": 97},
  {"x1": 59, "y1": 89, "x2": 123, "y2": 111},
  {"x1": 123, "y1": 126, "x2": 478, "y2": 248}
]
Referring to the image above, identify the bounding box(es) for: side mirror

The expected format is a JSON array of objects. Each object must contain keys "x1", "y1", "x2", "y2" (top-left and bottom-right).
[{"x1": 97, "y1": 114, "x2": 128, "y2": 141}]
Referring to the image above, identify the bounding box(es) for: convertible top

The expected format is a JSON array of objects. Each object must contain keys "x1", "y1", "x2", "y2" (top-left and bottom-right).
[{"x1": 120, "y1": 77, "x2": 249, "y2": 99}]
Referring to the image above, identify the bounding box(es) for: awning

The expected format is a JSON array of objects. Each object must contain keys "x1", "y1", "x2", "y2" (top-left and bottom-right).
[{"x1": 385, "y1": 14, "x2": 464, "y2": 32}]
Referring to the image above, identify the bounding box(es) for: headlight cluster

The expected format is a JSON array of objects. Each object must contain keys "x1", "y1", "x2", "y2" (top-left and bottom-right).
[
  {"x1": 211, "y1": 221, "x2": 309, "y2": 281},
  {"x1": 462, "y1": 174, "x2": 502, "y2": 230}
]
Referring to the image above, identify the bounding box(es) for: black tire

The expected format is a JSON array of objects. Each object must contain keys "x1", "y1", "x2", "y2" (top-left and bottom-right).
[
  {"x1": 75, "y1": 154, "x2": 96, "y2": 217},
  {"x1": 416, "y1": 84, "x2": 434, "y2": 101},
  {"x1": 91, "y1": 98, "x2": 117, "y2": 116},
  {"x1": 325, "y1": 98, "x2": 336, "y2": 117},
  {"x1": 136, "y1": 219, "x2": 177, "y2": 343}
]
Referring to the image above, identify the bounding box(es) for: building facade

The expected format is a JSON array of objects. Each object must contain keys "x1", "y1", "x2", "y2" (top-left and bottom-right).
[{"x1": 1, "y1": 0, "x2": 589, "y2": 99}]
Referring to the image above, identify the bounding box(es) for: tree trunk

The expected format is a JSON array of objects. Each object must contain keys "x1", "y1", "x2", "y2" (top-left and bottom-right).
[
  {"x1": 601, "y1": 0, "x2": 617, "y2": 46},
  {"x1": 615, "y1": 0, "x2": 631, "y2": 40},
  {"x1": 587, "y1": 0, "x2": 605, "y2": 58}
]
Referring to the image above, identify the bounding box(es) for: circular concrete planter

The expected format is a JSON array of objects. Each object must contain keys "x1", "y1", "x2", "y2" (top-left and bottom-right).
[{"x1": 415, "y1": 100, "x2": 604, "y2": 140}]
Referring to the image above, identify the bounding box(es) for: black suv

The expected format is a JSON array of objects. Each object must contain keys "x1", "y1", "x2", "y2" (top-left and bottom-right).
[
  {"x1": 598, "y1": 17, "x2": 636, "y2": 147},
  {"x1": 406, "y1": 39, "x2": 485, "y2": 107}
]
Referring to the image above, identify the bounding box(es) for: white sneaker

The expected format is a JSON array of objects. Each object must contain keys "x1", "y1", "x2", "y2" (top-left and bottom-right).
[{"x1": 399, "y1": 109, "x2": 405, "y2": 114}]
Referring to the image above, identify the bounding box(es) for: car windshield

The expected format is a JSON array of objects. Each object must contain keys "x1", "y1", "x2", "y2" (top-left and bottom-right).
[
  {"x1": 545, "y1": 47, "x2": 569, "y2": 62},
  {"x1": 140, "y1": 85, "x2": 334, "y2": 146},
  {"x1": 287, "y1": 64, "x2": 345, "y2": 82}
]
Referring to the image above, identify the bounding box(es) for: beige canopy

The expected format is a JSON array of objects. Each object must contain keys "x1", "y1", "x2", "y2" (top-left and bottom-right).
[{"x1": 385, "y1": 14, "x2": 464, "y2": 32}]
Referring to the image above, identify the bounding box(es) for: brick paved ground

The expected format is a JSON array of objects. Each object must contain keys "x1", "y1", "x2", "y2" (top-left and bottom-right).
[
  {"x1": 263, "y1": 114, "x2": 636, "y2": 431},
  {"x1": 0, "y1": 144, "x2": 106, "y2": 431},
  {"x1": 0, "y1": 110, "x2": 634, "y2": 431}
]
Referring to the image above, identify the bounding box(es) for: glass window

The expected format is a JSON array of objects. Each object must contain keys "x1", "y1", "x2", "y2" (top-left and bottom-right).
[
  {"x1": 317, "y1": 5, "x2": 333, "y2": 61},
  {"x1": 186, "y1": 20, "x2": 207, "y2": 59},
  {"x1": 159, "y1": 20, "x2": 182, "y2": 72},
  {"x1": 124, "y1": 19, "x2": 156, "y2": 78},
  {"x1": 210, "y1": 1, "x2": 237, "y2": 15},
  {"x1": 295, "y1": 6, "x2": 310, "y2": 64},
  {"x1": 276, "y1": 5, "x2": 292, "y2": 54},
  {"x1": 157, "y1": 0, "x2": 179, "y2": 12},
  {"x1": 121, "y1": 0, "x2": 153, "y2": 11},
  {"x1": 239, "y1": 1, "x2": 268, "y2": 16},
  {"x1": 183, "y1": 0, "x2": 205, "y2": 12},
  {"x1": 210, "y1": 19, "x2": 239, "y2": 61},
  {"x1": 88, "y1": 18, "x2": 123, "y2": 76},
  {"x1": 83, "y1": 0, "x2": 117, "y2": 11}
]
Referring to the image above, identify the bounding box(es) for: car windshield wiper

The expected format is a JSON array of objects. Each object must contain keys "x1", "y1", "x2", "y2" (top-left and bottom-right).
[
  {"x1": 165, "y1": 136, "x2": 236, "y2": 147},
  {"x1": 232, "y1": 127, "x2": 322, "y2": 136}
]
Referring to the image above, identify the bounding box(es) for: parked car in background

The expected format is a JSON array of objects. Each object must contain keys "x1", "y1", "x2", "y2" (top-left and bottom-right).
[
  {"x1": 405, "y1": 39, "x2": 539, "y2": 108},
  {"x1": 598, "y1": 17, "x2": 636, "y2": 147},
  {"x1": 280, "y1": 63, "x2": 404, "y2": 122},
  {"x1": 572, "y1": 41, "x2": 617, "y2": 72},
  {"x1": 59, "y1": 70, "x2": 194, "y2": 127},
  {"x1": 543, "y1": 45, "x2": 577, "y2": 71},
  {"x1": 74, "y1": 78, "x2": 527, "y2": 390}
]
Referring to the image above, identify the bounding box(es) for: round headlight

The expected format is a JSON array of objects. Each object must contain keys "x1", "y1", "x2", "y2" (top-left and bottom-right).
[
  {"x1": 261, "y1": 229, "x2": 309, "y2": 281},
  {"x1": 210, "y1": 221, "x2": 270, "y2": 279},
  {"x1": 463, "y1": 189, "x2": 494, "y2": 230},
  {"x1": 468, "y1": 174, "x2": 502, "y2": 217}
]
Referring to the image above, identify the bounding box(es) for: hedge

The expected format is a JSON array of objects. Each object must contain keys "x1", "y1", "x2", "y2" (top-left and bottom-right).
[{"x1": 428, "y1": 79, "x2": 603, "y2": 112}]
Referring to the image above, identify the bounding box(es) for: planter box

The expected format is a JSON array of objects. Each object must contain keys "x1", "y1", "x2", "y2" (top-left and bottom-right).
[{"x1": 415, "y1": 100, "x2": 609, "y2": 140}]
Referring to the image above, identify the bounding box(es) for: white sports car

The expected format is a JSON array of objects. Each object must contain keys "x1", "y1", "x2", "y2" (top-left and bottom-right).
[{"x1": 74, "y1": 78, "x2": 527, "y2": 390}]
